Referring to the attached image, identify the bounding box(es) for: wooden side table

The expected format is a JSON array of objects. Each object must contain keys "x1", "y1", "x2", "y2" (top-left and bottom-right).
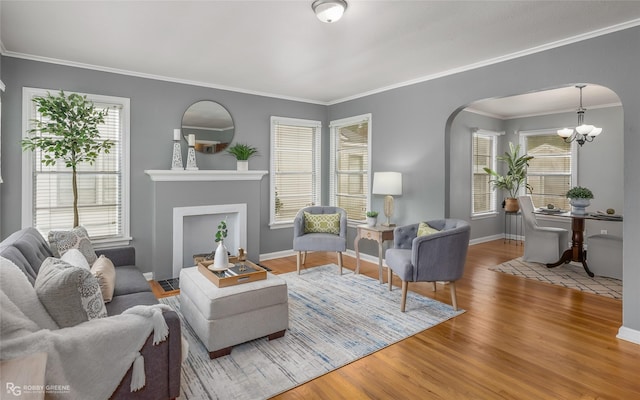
[{"x1": 354, "y1": 224, "x2": 395, "y2": 283}]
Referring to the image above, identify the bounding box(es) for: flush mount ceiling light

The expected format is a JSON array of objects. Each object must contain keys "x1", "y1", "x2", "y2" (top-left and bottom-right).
[
  {"x1": 557, "y1": 85, "x2": 603, "y2": 147},
  {"x1": 312, "y1": 0, "x2": 347, "y2": 23}
]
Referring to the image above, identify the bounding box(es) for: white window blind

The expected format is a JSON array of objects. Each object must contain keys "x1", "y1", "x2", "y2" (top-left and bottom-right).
[
  {"x1": 472, "y1": 130, "x2": 499, "y2": 215},
  {"x1": 22, "y1": 88, "x2": 130, "y2": 244},
  {"x1": 270, "y1": 116, "x2": 321, "y2": 226},
  {"x1": 330, "y1": 114, "x2": 371, "y2": 222},
  {"x1": 520, "y1": 129, "x2": 576, "y2": 210}
]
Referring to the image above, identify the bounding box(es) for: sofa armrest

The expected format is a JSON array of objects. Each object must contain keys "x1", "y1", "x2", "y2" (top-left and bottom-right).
[
  {"x1": 109, "y1": 310, "x2": 182, "y2": 400},
  {"x1": 97, "y1": 246, "x2": 136, "y2": 267}
]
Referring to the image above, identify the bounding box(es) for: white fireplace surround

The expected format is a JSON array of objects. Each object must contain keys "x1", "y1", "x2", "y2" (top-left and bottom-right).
[{"x1": 172, "y1": 203, "x2": 247, "y2": 277}]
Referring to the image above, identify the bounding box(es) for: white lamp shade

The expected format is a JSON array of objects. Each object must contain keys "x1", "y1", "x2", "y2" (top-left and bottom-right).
[
  {"x1": 576, "y1": 124, "x2": 594, "y2": 135},
  {"x1": 588, "y1": 127, "x2": 602, "y2": 137},
  {"x1": 557, "y1": 128, "x2": 574, "y2": 138},
  {"x1": 312, "y1": 0, "x2": 347, "y2": 23},
  {"x1": 372, "y1": 172, "x2": 402, "y2": 196}
]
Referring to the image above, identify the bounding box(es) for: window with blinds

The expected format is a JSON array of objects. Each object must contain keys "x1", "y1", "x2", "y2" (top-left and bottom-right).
[
  {"x1": 330, "y1": 114, "x2": 371, "y2": 222},
  {"x1": 23, "y1": 88, "x2": 130, "y2": 244},
  {"x1": 472, "y1": 132, "x2": 497, "y2": 215},
  {"x1": 521, "y1": 131, "x2": 576, "y2": 210},
  {"x1": 270, "y1": 116, "x2": 321, "y2": 225}
]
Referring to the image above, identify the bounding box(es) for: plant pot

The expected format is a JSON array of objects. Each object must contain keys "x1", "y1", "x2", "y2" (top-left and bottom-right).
[
  {"x1": 570, "y1": 198, "x2": 591, "y2": 215},
  {"x1": 366, "y1": 217, "x2": 377, "y2": 227},
  {"x1": 213, "y1": 240, "x2": 229, "y2": 269},
  {"x1": 504, "y1": 198, "x2": 519, "y2": 212},
  {"x1": 236, "y1": 160, "x2": 249, "y2": 171}
]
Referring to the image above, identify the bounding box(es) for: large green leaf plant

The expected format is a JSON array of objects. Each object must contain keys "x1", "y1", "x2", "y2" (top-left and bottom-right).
[
  {"x1": 483, "y1": 142, "x2": 534, "y2": 199},
  {"x1": 21, "y1": 90, "x2": 113, "y2": 227}
]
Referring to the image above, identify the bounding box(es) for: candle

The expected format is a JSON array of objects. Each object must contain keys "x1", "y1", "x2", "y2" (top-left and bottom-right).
[
  {"x1": 188, "y1": 134, "x2": 195, "y2": 147},
  {"x1": 173, "y1": 129, "x2": 181, "y2": 141}
]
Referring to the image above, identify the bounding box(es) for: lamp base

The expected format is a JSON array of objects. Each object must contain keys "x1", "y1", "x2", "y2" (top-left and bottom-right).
[
  {"x1": 381, "y1": 223, "x2": 396, "y2": 227},
  {"x1": 383, "y1": 195, "x2": 395, "y2": 227}
]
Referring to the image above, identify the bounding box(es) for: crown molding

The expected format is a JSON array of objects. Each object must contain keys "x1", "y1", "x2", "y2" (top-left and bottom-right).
[{"x1": 328, "y1": 18, "x2": 640, "y2": 105}]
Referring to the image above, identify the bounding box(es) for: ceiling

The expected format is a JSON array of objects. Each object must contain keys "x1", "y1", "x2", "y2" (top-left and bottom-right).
[{"x1": 1, "y1": 1, "x2": 640, "y2": 107}]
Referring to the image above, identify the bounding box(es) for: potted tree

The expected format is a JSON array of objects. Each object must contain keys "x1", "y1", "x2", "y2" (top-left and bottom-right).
[
  {"x1": 21, "y1": 90, "x2": 113, "y2": 228},
  {"x1": 483, "y1": 142, "x2": 534, "y2": 212},
  {"x1": 226, "y1": 142, "x2": 259, "y2": 171},
  {"x1": 566, "y1": 186, "x2": 594, "y2": 215}
]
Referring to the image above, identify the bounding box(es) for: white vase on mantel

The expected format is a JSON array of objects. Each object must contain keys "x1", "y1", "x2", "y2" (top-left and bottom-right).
[
  {"x1": 236, "y1": 160, "x2": 249, "y2": 171},
  {"x1": 213, "y1": 240, "x2": 229, "y2": 269}
]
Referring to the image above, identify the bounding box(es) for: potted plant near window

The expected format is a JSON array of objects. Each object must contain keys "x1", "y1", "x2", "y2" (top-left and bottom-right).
[
  {"x1": 226, "y1": 142, "x2": 259, "y2": 171},
  {"x1": 21, "y1": 90, "x2": 114, "y2": 228},
  {"x1": 483, "y1": 142, "x2": 534, "y2": 212},
  {"x1": 366, "y1": 211, "x2": 379, "y2": 227},
  {"x1": 566, "y1": 186, "x2": 593, "y2": 215}
]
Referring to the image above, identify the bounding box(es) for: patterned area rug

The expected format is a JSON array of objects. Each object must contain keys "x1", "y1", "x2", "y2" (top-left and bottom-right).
[
  {"x1": 161, "y1": 264, "x2": 464, "y2": 400},
  {"x1": 490, "y1": 257, "x2": 622, "y2": 299}
]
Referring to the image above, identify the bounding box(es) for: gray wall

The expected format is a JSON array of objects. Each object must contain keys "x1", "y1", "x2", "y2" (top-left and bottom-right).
[
  {"x1": 328, "y1": 27, "x2": 640, "y2": 333},
  {"x1": 0, "y1": 57, "x2": 326, "y2": 275}
]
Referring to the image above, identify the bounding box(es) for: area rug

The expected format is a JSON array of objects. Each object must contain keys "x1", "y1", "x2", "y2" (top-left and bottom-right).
[
  {"x1": 161, "y1": 264, "x2": 464, "y2": 400},
  {"x1": 490, "y1": 257, "x2": 622, "y2": 299}
]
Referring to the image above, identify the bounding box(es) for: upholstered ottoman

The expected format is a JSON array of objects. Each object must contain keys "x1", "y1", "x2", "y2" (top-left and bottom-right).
[{"x1": 179, "y1": 266, "x2": 289, "y2": 358}]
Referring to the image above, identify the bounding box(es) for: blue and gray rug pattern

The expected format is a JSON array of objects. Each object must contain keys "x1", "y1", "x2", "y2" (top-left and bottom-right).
[{"x1": 161, "y1": 264, "x2": 464, "y2": 400}]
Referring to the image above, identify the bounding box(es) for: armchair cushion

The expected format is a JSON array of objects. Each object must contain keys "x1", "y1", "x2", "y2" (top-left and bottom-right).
[{"x1": 303, "y1": 212, "x2": 340, "y2": 234}]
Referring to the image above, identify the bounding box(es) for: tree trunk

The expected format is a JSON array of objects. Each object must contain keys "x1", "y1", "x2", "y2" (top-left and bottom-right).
[{"x1": 72, "y1": 165, "x2": 79, "y2": 227}]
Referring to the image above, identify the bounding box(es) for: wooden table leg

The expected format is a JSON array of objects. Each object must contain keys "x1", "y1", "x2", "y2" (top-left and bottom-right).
[
  {"x1": 377, "y1": 239, "x2": 384, "y2": 284},
  {"x1": 546, "y1": 216, "x2": 594, "y2": 277},
  {"x1": 354, "y1": 234, "x2": 361, "y2": 275}
]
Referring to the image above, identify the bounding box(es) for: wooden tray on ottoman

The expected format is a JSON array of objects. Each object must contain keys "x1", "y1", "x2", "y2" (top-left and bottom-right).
[{"x1": 198, "y1": 259, "x2": 267, "y2": 288}]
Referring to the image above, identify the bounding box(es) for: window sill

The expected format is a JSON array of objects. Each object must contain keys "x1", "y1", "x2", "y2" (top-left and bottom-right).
[
  {"x1": 471, "y1": 212, "x2": 499, "y2": 220},
  {"x1": 92, "y1": 236, "x2": 133, "y2": 249},
  {"x1": 269, "y1": 222, "x2": 294, "y2": 230}
]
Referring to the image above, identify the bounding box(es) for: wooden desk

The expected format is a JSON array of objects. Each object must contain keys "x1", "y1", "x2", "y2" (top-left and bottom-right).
[
  {"x1": 534, "y1": 210, "x2": 623, "y2": 277},
  {"x1": 354, "y1": 224, "x2": 395, "y2": 283}
]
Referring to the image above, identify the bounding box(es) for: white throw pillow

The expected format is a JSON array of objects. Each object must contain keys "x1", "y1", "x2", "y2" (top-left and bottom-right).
[
  {"x1": 0, "y1": 256, "x2": 59, "y2": 330},
  {"x1": 35, "y1": 257, "x2": 107, "y2": 328},
  {"x1": 61, "y1": 248, "x2": 91, "y2": 269}
]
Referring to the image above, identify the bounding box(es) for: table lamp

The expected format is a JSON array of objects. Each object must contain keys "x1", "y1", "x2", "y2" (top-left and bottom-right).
[{"x1": 372, "y1": 172, "x2": 402, "y2": 226}]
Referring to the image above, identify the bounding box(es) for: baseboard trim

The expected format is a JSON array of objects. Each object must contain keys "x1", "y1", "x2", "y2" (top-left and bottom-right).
[
  {"x1": 143, "y1": 272, "x2": 153, "y2": 281},
  {"x1": 617, "y1": 326, "x2": 640, "y2": 345},
  {"x1": 470, "y1": 234, "x2": 504, "y2": 245},
  {"x1": 260, "y1": 248, "x2": 382, "y2": 265}
]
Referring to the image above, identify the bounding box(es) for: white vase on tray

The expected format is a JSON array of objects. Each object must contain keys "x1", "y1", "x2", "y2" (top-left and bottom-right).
[{"x1": 213, "y1": 241, "x2": 229, "y2": 270}]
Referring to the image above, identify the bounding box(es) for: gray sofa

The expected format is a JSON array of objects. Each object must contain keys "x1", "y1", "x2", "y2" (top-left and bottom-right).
[{"x1": 0, "y1": 227, "x2": 181, "y2": 400}]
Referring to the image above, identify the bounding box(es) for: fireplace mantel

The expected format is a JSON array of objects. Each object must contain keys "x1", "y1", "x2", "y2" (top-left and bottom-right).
[{"x1": 145, "y1": 169, "x2": 268, "y2": 182}]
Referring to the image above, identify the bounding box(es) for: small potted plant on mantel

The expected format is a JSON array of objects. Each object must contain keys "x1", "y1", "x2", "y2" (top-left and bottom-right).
[
  {"x1": 483, "y1": 142, "x2": 534, "y2": 212},
  {"x1": 566, "y1": 186, "x2": 594, "y2": 215},
  {"x1": 226, "y1": 143, "x2": 259, "y2": 171},
  {"x1": 366, "y1": 211, "x2": 379, "y2": 227}
]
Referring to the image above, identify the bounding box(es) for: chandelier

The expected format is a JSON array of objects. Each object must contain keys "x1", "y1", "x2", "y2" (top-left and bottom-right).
[{"x1": 557, "y1": 85, "x2": 602, "y2": 146}]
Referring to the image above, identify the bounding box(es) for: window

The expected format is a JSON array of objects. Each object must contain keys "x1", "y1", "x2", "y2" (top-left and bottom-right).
[
  {"x1": 520, "y1": 129, "x2": 577, "y2": 210},
  {"x1": 472, "y1": 129, "x2": 501, "y2": 216},
  {"x1": 329, "y1": 114, "x2": 371, "y2": 222},
  {"x1": 270, "y1": 116, "x2": 321, "y2": 226},
  {"x1": 22, "y1": 88, "x2": 130, "y2": 245}
]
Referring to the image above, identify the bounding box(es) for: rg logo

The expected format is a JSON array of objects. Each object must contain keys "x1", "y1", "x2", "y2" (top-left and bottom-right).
[{"x1": 6, "y1": 382, "x2": 22, "y2": 396}]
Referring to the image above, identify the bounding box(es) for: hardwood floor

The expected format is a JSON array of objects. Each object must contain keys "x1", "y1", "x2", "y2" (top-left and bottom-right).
[{"x1": 153, "y1": 240, "x2": 640, "y2": 399}]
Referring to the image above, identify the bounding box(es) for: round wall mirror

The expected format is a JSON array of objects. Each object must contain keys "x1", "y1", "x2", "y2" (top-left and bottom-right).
[{"x1": 181, "y1": 100, "x2": 234, "y2": 154}]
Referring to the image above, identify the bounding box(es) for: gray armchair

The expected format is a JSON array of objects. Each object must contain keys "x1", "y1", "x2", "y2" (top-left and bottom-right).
[
  {"x1": 293, "y1": 206, "x2": 347, "y2": 275},
  {"x1": 518, "y1": 196, "x2": 569, "y2": 264},
  {"x1": 385, "y1": 219, "x2": 470, "y2": 312}
]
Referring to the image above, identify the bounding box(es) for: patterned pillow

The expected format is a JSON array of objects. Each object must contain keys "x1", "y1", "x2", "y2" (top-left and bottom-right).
[
  {"x1": 417, "y1": 222, "x2": 440, "y2": 237},
  {"x1": 35, "y1": 257, "x2": 107, "y2": 328},
  {"x1": 304, "y1": 212, "x2": 340, "y2": 235},
  {"x1": 48, "y1": 226, "x2": 97, "y2": 264}
]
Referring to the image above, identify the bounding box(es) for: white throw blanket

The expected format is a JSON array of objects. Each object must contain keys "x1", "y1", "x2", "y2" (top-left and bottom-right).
[{"x1": 0, "y1": 291, "x2": 172, "y2": 399}]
